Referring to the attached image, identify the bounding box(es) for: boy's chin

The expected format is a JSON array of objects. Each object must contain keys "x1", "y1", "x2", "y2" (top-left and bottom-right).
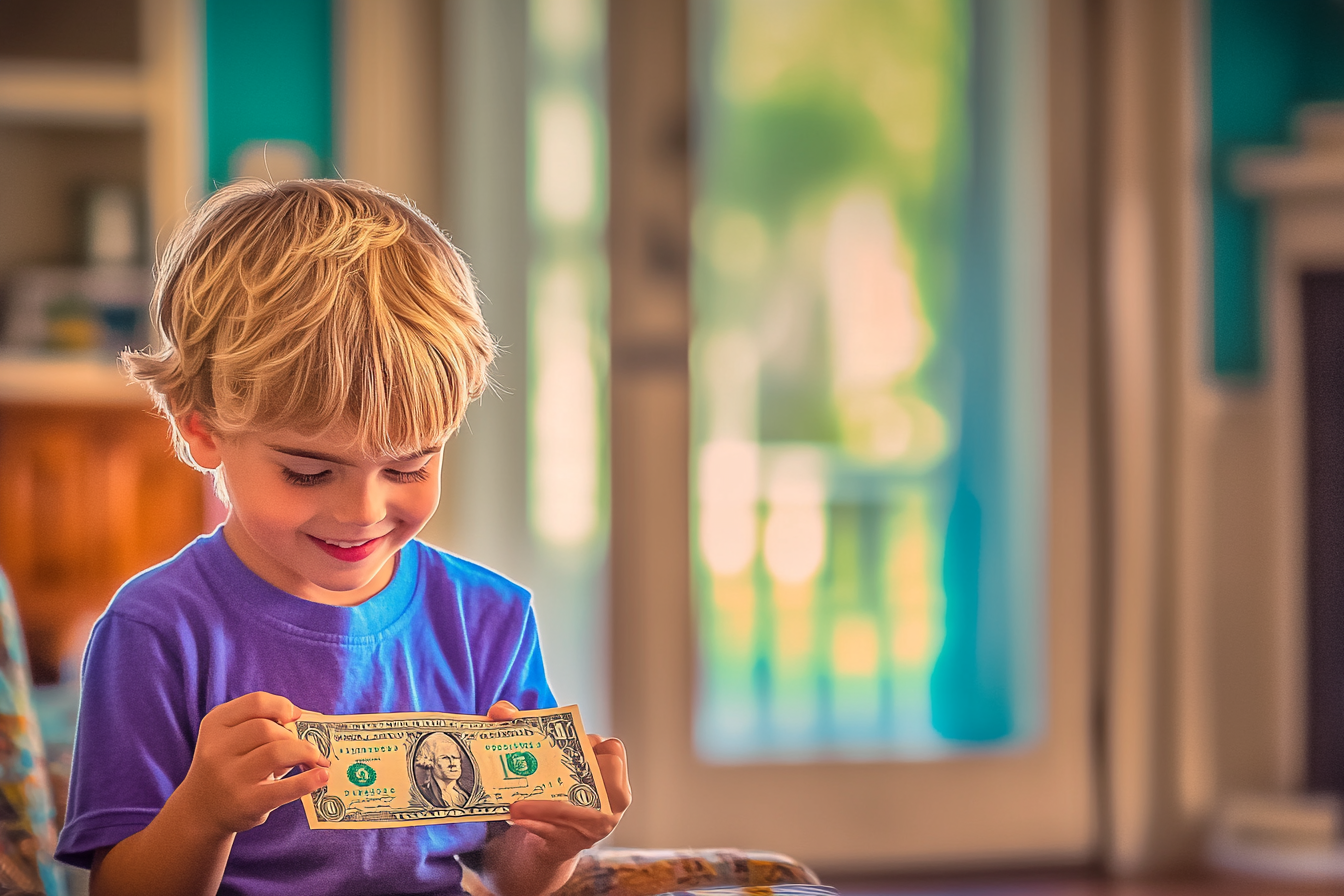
[{"x1": 297, "y1": 553, "x2": 401, "y2": 602}]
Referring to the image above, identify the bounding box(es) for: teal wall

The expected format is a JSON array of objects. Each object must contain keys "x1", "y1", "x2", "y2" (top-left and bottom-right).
[
  {"x1": 203, "y1": 0, "x2": 335, "y2": 189},
  {"x1": 1209, "y1": 0, "x2": 1344, "y2": 379}
]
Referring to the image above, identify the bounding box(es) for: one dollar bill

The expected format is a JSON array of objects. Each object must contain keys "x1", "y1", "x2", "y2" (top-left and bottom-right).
[{"x1": 286, "y1": 704, "x2": 611, "y2": 830}]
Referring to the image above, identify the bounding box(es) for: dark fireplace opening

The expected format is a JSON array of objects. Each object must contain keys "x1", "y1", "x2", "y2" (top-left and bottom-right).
[{"x1": 1303, "y1": 269, "x2": 1344, "y2": 793}]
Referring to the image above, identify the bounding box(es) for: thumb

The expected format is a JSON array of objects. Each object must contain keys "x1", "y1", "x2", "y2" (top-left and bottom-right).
[
  {"x1": 261, "y1": 766, "x2": 330, "y2": 812},
  {"x1": 486, "y1": 700, "x2": 519, "y2": 722}
]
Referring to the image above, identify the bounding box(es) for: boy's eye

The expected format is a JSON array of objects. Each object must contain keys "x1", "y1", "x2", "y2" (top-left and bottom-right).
[
  {"x1": 282, "y1": 468, "x2": 330, "y2": 486},
  {"x1": 387, "y1": 467, "x2": 431, "y2": 484}
]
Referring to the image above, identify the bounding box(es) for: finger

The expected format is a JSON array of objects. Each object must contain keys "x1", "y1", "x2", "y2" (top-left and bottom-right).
[
  {"x1": 228, "y1": 718, "x2": 300, "y2": 753},
  {"x1": 510, "y1": 817, "x2": 565, "y2": 841},
  {"x1": 209, "y1": 692, "x2": 302, "y2": 728},
  {"x1": 244, "y1": 739, "x2": 331, "y2": 781},
  {"x1": 509, "y1": 800, "x2": 615, "y2": 841},
  {"x1": 262, "y1": 737, "x2": 330, "y2": 772},
  {"x1": 591, "y1": 737, "x2": 626, "y2": 759},
  {"x1": 486, "y1": 700, "x2": 519, "y2": 722},
  {"x1": 595, "y1": 753, "x2": 631, "y2": 813},
  {"x1": 257, "y1": 765, "x2": 330, "y2": 811},
  {"x1": 514, "y1": 815, "x2": 614, "y2": 848}
]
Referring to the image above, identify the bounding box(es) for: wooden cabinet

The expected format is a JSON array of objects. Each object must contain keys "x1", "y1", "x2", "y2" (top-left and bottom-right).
[{"x1": 0, "y1": 399, "x2": 206, "y2": 681}]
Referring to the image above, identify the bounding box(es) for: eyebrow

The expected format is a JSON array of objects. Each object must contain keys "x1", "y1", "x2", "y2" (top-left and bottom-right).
[{"x1": 266, "y1": 445, "x2": 443, "y2": 465}]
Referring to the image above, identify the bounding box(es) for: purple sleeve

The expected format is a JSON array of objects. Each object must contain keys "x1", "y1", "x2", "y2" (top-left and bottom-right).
[
  {"x1": 56, "y1": 613, "x2": 195, "y2": 869},
  {"x1": 472, "y1": 595, "x2": 557, "y2": 715}
]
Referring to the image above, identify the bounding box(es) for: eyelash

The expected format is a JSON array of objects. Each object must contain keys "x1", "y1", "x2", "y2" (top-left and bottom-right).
[
  {"x1": 282, "y1": 470, "x2": 328, "y2": 487},
  {"x1": 281, "y1": 468, "x2": 431, "y2": 487}
]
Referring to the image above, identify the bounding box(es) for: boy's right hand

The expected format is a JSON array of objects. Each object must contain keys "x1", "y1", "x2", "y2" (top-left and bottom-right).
[{"x1": 174, "y1": 692, "x2": 330, "y2": 836}]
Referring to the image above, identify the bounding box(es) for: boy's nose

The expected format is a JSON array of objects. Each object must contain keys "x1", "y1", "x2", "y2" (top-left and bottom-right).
[{"x1": 333, "y1": 482, "x2": 387, "y2": 526}]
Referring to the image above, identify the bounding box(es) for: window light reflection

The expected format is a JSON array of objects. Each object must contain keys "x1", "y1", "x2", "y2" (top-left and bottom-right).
[
  {"x1": 532, "y1": 266, "x2": 598, "y2": 547},
  {"x1": 762, "y1": 448, "x2": 826, "y2": 585},
  {"x1": 825, "y1": 192, "x2": 928, "y2": 390},
  {"x1": 533, "y1": 0, "x2": 598, "y2": 57},
  {"x1": 698, "y1": 439, "x2": 759, "y2": 576},
  {"x1": 535, "y1": 91, "x2": 595, "y2": 225},
  {"x1": 832, "y1": 615, "x2": 880, "y2": 679}
]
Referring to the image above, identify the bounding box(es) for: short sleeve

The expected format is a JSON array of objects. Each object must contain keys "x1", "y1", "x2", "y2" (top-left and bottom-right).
[
  {"x1": 56, "y1": 613, "x2": 195, "y2": 869},
  {"x1": 473, "y1": 595, "x2": 556, "y2": 715}
]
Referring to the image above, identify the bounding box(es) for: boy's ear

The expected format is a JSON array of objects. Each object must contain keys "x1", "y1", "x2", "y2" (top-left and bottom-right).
[{"x1": 178, "y1": 412, "x2": 223, "y2": 469}]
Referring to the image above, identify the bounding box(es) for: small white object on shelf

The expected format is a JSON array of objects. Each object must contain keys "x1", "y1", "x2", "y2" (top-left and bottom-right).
[{"x1": 86, "y1": 185, "x2": 143, "y2": 265}]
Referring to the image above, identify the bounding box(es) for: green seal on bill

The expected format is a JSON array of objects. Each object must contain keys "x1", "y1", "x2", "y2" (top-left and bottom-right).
[
  {"x1": 505, "y1": 750, "x2": 538, "y2": 777},
  {"x1": 347, "y1": 761, "x2": 376, "y2": 787}
]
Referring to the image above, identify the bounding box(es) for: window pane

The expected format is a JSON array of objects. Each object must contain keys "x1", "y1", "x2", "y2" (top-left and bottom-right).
[{"x1": 691, "y1": 0, "x2": 1044, "y2": 762}]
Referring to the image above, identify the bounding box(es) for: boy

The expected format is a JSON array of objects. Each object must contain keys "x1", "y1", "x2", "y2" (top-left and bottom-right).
[{"x1": 54, "y1": 180, "x2": 631, "y2": 896}]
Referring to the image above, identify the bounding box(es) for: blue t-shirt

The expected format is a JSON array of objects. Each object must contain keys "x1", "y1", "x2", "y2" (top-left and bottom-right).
[{"x1": 56, "y1": 529, "x2": 555, "y2": 896}]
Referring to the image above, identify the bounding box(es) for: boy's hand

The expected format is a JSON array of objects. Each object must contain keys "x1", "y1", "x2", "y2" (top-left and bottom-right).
[
  {"x1": 174, "y1": 692, "x2": 331, "y2": 836},
  {"x1": 486, "y1": 700, "x2": 632, "y2": 857}
]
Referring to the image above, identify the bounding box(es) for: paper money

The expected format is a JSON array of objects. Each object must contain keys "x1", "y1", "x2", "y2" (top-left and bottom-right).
[{"x1": 287, "y1": 704, "x2": 610, "y2": 830}]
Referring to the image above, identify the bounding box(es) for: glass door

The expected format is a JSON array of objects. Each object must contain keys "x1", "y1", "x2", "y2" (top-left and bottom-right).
[{"x1": 609, "y1": 0, "x2": 1096, "y2": 869}]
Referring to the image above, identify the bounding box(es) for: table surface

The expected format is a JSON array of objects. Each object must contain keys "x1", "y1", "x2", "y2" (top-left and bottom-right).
[{"x1": 831, "y1": 873, "x2": 1342, "y2": 895}]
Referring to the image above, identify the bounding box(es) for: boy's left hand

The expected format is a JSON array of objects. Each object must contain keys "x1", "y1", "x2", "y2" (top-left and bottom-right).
[{"x1": 486, "y1": 700, "x2": 631, "y2": 856}]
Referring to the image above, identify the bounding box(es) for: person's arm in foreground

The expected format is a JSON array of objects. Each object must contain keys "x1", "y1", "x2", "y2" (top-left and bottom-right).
[
  {"x1": 469, "y1": 701, "x2": 633, "y2": 896},
  {"x1": 89, "y1": 692, "x2": 330, "y2": 896}
]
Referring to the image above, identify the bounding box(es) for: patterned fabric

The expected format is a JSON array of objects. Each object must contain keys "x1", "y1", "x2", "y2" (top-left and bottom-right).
[
  {"x1": 549, "y1": 848, "x2": 821, "y2": 896},
  {"x1": 658, "y1": 888, "x2": 835, "y2": 896},
  {"x1": 0, "y1": 571, "x2": 64, "y2": 896},
  {"x1": 461, "y1": 847, "x2": 822, "y2": 896}
]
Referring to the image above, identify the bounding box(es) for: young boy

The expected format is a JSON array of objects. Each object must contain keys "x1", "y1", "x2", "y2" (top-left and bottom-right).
[{"x1": 54, "y1": 180, "x2": 631, "y2": 896}]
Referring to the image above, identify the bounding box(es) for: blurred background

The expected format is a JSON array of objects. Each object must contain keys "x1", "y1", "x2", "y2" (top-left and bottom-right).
[{"x1": 4, "y1": 0, "x2": 1344, "y2": 887}]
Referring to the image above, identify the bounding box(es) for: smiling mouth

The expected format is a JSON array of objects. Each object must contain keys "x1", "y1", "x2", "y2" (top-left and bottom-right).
[
  {"x1": 309, "y1": 533, "x2": 389, "y2": 562},
  {"x1": 323, "y1": 538, "x2": 374, "y2": 549}
]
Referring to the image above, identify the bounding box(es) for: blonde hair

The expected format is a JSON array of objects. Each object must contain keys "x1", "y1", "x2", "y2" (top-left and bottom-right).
[{"x1": 124, "y1": 179, "x2": 493, "y2": 468}]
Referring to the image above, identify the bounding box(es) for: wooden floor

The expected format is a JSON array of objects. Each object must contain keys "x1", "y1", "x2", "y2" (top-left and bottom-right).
[{"x1": 828, "y1": 873, "x2": 1344, "y2": 895}]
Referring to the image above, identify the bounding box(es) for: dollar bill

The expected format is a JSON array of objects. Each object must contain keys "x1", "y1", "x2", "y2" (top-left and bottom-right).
[{"x1": 286, "y1": 704, "x2": 610, "y2": 830}]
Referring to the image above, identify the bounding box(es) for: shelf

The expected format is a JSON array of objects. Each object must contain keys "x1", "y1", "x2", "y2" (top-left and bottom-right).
[
  {"x1": 0, "y1": 62, "x2": 145, "y2": 126},
  {"x1": 0, "y1": 0, "x2": 140, "y2": 67},
  {"x1": 0, "y1": 353, "x2": 150, "y2": 406}
]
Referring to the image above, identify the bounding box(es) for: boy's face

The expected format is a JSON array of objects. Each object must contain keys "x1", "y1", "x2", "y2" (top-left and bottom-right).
[{"x1": 182, "y1": 417, "x2": 443, "y2": 606}]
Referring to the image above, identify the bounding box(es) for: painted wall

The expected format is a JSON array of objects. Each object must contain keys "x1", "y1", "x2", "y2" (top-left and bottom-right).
[
  {"x1": 203, "y1": 0, "x2": 334, "y2": 187},
  {"x1": 1209, "y1": 0, "x2": 1344, "y2": 378}
]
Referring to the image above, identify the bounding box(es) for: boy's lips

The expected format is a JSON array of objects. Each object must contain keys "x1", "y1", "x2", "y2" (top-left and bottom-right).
[{"x1": 309, "y1": 534, "x2": 387, "y2": 562}]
